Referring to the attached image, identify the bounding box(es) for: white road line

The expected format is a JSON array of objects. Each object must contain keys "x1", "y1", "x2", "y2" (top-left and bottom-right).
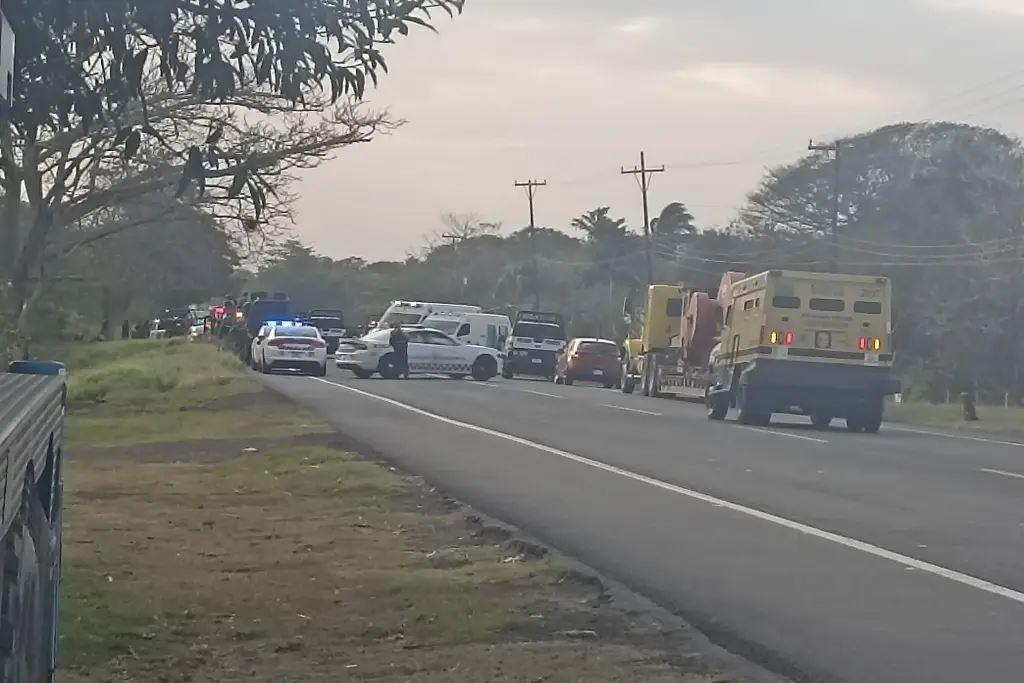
[
  {"x1": 886, "y1": 425, "x2": 1024, "y2": 449},
  {"x1": 981, "y1": 468, "x2": 1024, "y2": 481},
  {"x1": 312, "y1": 377, "x2": 1024, "y2": 607},
  {"x1": 737, "y1": 426, "x2": 829, "y2": 444},
  {"x1": 601, "y1": 404, "x2": 663, "y2": 417},
  {"x1": 521, "y1": 389, "x2": 563, "y2": 399}
]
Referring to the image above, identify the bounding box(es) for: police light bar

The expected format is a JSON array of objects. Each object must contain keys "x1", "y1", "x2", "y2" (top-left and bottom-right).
[{"x1": 266, "y1": 320, "x2": 298, "y2": 327}]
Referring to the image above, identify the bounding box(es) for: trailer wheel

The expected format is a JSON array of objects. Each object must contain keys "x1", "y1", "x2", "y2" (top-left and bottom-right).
[
  {"x1": 811, "y1": 414, "x2": 833, "y2": 430},
  {"x1": 848, "y1": 399, "x2": 883, "y2": 434}
]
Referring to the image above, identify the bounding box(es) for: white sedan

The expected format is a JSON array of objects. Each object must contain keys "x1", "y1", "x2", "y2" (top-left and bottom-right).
[
  {"x1": 256, "y1": 324, "x2": 329, "y2": 376},
  {"x1": 336, "y1": 328, "x2": 502, "y2": 381}
]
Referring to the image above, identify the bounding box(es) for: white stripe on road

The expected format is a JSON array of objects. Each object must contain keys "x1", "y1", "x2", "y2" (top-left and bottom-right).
[
  {"x1": 311, "y1": 377, "x2": 1024, "y2": 607},
  {"x1": 521, "y1": 389, "x2": 563, "y2": 399},
  {"x1": 601, "y1": 404, "x2": 663, "y2": 417},
  {"x1": 981, "y1": 468, "x2": 1024, "y2": 481},
  {"x1": 886, "y1": 425, "x2": 1024, "y2": 449},
  {"x1": 737, "y1": 426, "x2": 829, "y2": 444}
]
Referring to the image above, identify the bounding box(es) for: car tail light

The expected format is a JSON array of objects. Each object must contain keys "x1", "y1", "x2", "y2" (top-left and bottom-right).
[
  {"x1": 310, "y1": 339, "x2": 327, "y2": 349},
  {"x1": 268, "y1": 339, "x2": 286, "y2": 347}
]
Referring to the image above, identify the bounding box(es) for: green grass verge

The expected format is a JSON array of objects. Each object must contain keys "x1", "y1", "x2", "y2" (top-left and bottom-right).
[{"x1": 887, "y1": 401, "x2": 1024, "y2": 438}]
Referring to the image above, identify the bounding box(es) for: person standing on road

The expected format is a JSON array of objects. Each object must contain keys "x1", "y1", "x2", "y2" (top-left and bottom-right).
[{"x1": 389, "y1": 325, "x2": 410, "y2": 379}]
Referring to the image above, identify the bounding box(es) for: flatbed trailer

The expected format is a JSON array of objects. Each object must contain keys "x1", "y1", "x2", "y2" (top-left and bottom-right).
[{"x1": 0, "y1": 362, "x2": 66, "y2": 682}]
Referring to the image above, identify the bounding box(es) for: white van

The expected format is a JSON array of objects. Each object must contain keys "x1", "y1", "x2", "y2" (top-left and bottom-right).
[
  {"x1": 422, "y1": 312, "x2": 511, "y2": 351},
  {"x1": 378, "y1": 301, "x2": 482, "y2": 329}
]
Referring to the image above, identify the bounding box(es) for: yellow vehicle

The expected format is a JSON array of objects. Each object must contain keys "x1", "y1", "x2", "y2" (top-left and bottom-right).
[
  {"x1": 620, "y1": 285, "x2": 686, "y2": 396},
  {"x1": 706, "y1": 270, "x2": 900, "y2": 432}
]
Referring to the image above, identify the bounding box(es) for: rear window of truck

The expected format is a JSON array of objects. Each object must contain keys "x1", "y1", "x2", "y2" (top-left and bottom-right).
[
  {"x1": 772, "y1": 296, "x2": 801, "y2": 309},
  {"x1": 854, "y1": 301, "x2": 883, "y2": 314},
  {"x1": 810, "y1": 298, "x2": 846, "y2": 312}
]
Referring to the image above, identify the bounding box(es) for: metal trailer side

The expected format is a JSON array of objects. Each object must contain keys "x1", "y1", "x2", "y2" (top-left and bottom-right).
[{"x1": 0, "y1": 367, "x2": 66, "y2": 683}]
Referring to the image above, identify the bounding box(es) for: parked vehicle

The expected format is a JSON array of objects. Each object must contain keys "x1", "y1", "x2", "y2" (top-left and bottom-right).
[
  {"x1": 306, "y1": 309, "x2": 346, "y2": 353},
  {"x1": 256, "y1": 323, "x2": 328, "y2": 376},
  {"x1": 555, "y1": 338, "x2": 622, "y2": 388},
  {"x1": 1, "y1": 361, "x2": 66, "y2": 683},
  {"x1": 502, "y1": 311, "x2": 567, "y2": 379},
  {"x1": 621, "y1": 270, "x2": 901, "y2": 432},
  {"x1": 336, "y1": 327, "x2": 501, "y2": 381},
  {"x1": 377, "y1": 301, "x2": 481, "y2": 329},
  {"x1": 421, "y1": 312, "x2": 511, "y2": 350}
]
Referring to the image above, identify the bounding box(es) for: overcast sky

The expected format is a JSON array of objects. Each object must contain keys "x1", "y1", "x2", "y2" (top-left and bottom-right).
[{"x1": 294, "y1": 0, "x2": 1024, "y2": 261}]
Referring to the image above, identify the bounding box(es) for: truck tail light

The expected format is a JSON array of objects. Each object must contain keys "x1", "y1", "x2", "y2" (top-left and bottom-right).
[
  {"x1": 858, "y1": 337, "x2": 868, "y2": 351},
  {"x1": 872, "y1": 338, "x2": 882, "y2": 352},
  {"x1": 769, "y1": 330, "x2": 780, "y2": 345},
  {"x1": 784, "y1": 331, "x2": 794, "y2": 346}
]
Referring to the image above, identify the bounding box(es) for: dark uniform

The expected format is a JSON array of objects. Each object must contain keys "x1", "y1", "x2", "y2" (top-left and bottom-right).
[{"x1": 389, "y1": 326, "x2": 410, "y2": 379}]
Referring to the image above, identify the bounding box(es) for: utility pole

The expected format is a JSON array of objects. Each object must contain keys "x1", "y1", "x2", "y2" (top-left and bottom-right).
[
  {"x1": 621, "y1": 152, "x2": 665, "y2": 286},
  {"x1": 808, "y1": 139, "x2": 841, "y2": 273},
  {"x1": 514, "y1": 179, "x2": 547, "y2": 310},
  {"x1": 441, "y1": 232, "x2": 468, "y2": 299}
]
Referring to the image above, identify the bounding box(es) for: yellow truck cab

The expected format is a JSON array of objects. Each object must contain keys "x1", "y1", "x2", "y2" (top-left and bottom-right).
[
  {"x1": 707, "y1": 270, "x2": 901, "y2": 432},
  {"x1": 620, "y1": 285, "x2": 685, "y2": 394}
]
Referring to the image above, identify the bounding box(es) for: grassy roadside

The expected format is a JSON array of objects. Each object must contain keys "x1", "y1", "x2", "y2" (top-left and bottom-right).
[
  {"x1": 60, "y1": 340, "x2": 742, "y2": 682},
  {"x1": 886, "y1": 401, "x2": 1024, "y2": 439}
]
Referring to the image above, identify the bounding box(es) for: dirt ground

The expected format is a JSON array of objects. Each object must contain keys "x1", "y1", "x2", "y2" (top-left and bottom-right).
[{"x1": 59, "y1": 341, "x2": 775, "y2": 682}]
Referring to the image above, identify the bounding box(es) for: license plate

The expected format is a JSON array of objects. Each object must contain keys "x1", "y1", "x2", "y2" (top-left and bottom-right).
[
  {"x1": 289, "y1": 351, "x2": 312, "y2": 357},
  {"x1": 531, "y1": 358, "x2": 543, "y2": 364},
  {"x1": 593, "y1": 369, "x2": 604, "y2": 375}
]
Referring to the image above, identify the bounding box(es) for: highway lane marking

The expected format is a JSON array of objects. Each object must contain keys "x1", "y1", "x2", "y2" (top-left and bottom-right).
[
  {"x1": 311, "y1": 377, "x2": 1024, "y2": 607},
  {"x1": 981, "y1": 468, "x2": 1024, "y2": 481},
  {"x1": 521, "y1": 389, "x2": 563, "y2": 399},
  {"x1": 601, "y1": 404, "x2": 663, "y2": 416},
  {"x1": 737, "y1": 426, "x2": 829, "y2": 444},
  {"x1": 885, "y1": 425, "x2": 1024, "y2": 449}
]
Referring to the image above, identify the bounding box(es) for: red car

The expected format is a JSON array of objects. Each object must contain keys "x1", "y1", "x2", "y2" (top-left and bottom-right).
[{"x1": 554, "y1": 338, "x2": 622, "y2": 388}]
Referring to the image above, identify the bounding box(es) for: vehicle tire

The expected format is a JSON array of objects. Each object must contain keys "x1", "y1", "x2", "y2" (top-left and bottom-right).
[
  {"x1": 501, "y1": 366, "x2": 514, "y2": 380},
  {"x1": 737, "y1": 386, "x2": 770, "y2": 426},
  {"x1": 351, "y1": 368, "x2": 374, "y2": 380},
  {"x1": 621, "y1": 360, "x2": 635, "y2": 394},
  {"x1": 564, "y1": 376, "x2": 574, "y2": 386},
  {"x1": 316, "y1": 363, "x2": 328, "y2": 377},
  {"x1": 378, "y1": 354, "x2": 400, "y2": 380},
  {"x1": 811, "y1": 414, "x2": 833, "y2": 430},
  {"x1": 707, "y1": 392, "x2": 729, "y2": 421},
  {"x1": 472, "y1": 356, "x2": 498, "y2": 382},
  {"x1": 604, "y1": 382, "x2": 616, "y2": 389},
  {"x1": 553, "y1": 374, "x2": 562, "y2": 385},
  {"x1": 641, "y1": 360, "x2": 652, "y2": 397},
  {"x1": 849, "y1": 398, "x2": 883, "y2": 434},
  {"x1": 260, "y1": 354, "x2": 272, "y2": 375}
]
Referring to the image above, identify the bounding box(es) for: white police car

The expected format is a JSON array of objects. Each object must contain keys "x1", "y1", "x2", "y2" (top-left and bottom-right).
[
  {"x1": 336, "y1": 328, "x2": 501, "y2": 381},
  {"x1": 254, "y1": 322, "x2": 328, "y2": 376}
]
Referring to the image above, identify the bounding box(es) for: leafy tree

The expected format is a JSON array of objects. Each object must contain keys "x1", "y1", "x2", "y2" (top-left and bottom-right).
[
  {"x1": 571, "y1": 207, "x2": 643, "y2": 287},
  {"x1": 0, "y1": 0, "x2": 464, "y2": 353},
  {"x1": 652, "y1": 202, "x2": 697, "y2": 243},
  {"x1": 734, "y1": 122, "x2": 1024, "y2": 400}
]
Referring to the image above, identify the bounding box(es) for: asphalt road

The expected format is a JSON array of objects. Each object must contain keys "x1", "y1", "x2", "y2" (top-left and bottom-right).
[{"x1": 264, "y1": 367, "x2": 1024, "y2": 683}]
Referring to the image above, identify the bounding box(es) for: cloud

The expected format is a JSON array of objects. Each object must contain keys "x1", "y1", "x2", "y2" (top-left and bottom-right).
[
  {"x1": 918, "y1": 0, "x2": 1024, "y2": 17},
  {"x1": 615, "y1": 16, "x2": 660, "y2": 35},
  {"x1": 675, "y1": 62, "x2": 893, "y2": 108}
]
